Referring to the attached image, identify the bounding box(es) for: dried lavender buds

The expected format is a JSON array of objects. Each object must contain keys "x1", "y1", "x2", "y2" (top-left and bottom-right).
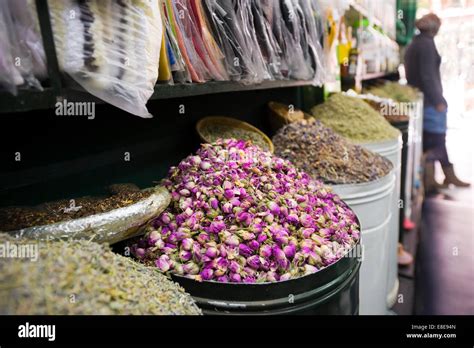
[
  {"x1": 311, "y1": 93, "x2": 400, "y2": 143},
  {"x1": 0, "y1": 234, "x2": 201, "y2": 315},
  {"x1": 273, "y1": 119, "x2": 393, "y2": 184}
]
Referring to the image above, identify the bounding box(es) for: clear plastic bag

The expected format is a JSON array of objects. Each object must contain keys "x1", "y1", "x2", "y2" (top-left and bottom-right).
[
  {"x1": 299, "y1": 0, "x2": 327, "y2": 85},
  {"x1": 189, "y1": 0, "x2": 228, "y2": 81},
  {"x1": 251, "y1": 1, "x2": 285, "y2": 80},
  {"x1": 275, "y1": 0, "x2": 314, "y2": 80},
  {"x1": 13, "y1": 0, "x2": 48, "y2": 80},
  {"x1": 49, "y1": 0, "x2": 162, "y2": 118},
  {"x1": 160, "y1": 0, "x2": 191, "y2": 84},
  {"x1": 0, "y1": 0, "x2": 43, "y2": 94},
  {"x1": 203, "y1": 0, "x2": 267, "y2": 84}
]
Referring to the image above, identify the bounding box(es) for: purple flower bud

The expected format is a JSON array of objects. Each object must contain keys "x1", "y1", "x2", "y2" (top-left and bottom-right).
[
  {"x1": 279, "y1": 273, "x2": 291, "y2": 281},
  {"x1": 230, "y1": 273, "x2": 242, "y2": 283},
  {"x1": 268, "y1": 201, "x2": 280, "y2": 215},
  {"x1": 248, "y1": 240, "x2": 260, "y2": 251},
  {"x1": 156, "y1": 255, "x2": 171, "y2": 272},
  {"x1": 183, "y1": 262, "x2": 200, "y2": 275},
  {"x1": 237, "y1": 230, "x2": 255, "y2": 241},
  {"x1": 272, "y1": 246, "x2": 289, "y2": 269},
  {"x1": 222, "y1": 202, "x2": 233, "y2": 213},
  {"x1": 259, "y1": 244, "x2": 272, "y2": 258},
  {"x1": 300, "y1": 213, "x2": 314, "y2": 228},
  {"x1": 201, "y1": 268, "x2": 214, "y2": 281},
  {"x1": 205, "y1": 246, "x2": 219, "y2": 258},
  {"x1": 224, "y1": 189, "x2": 234, "y2": 199},
  {"x1": 257, "y1": 233, "x2": 268, "y2": 243},
  {"x1": 283, "y1": 244, "x2": 296, "y2": 258},
  {"x1": 286, "y1": 214, "x2": 299, "y2": 224},
  {"x1": 266, "y1": 271, "x2": 279, "y2": 282},
  {"x1": 239, "y1": 243, "x2": 253, "y2": 257},
  {"x1": 264, "y1": 213, "x2": 274, "y2": 224},
  {"x1": 229, "y1": 260, "x2": 241, "y2": 273},
  {"x1": 304, "y1": 264, "x2": 318, "y2": 274},
  {"x1": 135, "y1": 247, "x2": 145, "y2": 259},
  {"x1": 179, "y1": 249, "x2": 192, "y2": 261},
  {"x1": 308, "y1": 251, "x2": 322, "y2": 266},
  {"x1": 225, "y1": 235, "x2": 240, "y2": 247},
  {"x1": 230, "y1": 197, "x2": 241, "y2": 207},
  {"x1": 217, "y1": 275, "x2": 229, "y2": 283},
  {"x1": 302, "y1": 228, "x2": 315, "y2": 239},
  {"x1": 218, "y1": 244, "x2": 228, "y2": 258},
  {"x1": 247, "y1": 255, "x2": 261, "y2": 270},
  {"x1": 197, "y1": 233, "x2": 210, "y2": 244},
  {"x1": 161, "y1": 213, "x2": 171, "y2": 224},
  {"x1": 223, "y1": 180, "x2": 233, "y2": 190},
  {"x1": 200, "y1": 161, "x2": 211, "y2": 170},
  {"x1": 236, "y1": 212, "x2": 251, "y2": 226},
  {"x1": 243, "y1": 276, "x2": 256, "y2": 283},
  {"x1": 148, "y1": 230, "x2": 161, "y2": 246},
  {"x1": 179, "y1": 188, "x2": 191, "y2": 196},
  {"x1": 209, "y1": 197, "x2": 219, "y2": 210},
  {"x1": 181, "y1": 238, "x2": 194, "y2": 251},
  {"x1": 209, "y1": 221, "x2": 226, "y2": 234}
]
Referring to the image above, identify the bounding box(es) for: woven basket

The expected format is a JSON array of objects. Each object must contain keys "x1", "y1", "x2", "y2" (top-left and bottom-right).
[
  {"x1": 196, "y1": 116, "x2": 274, "y2": 153},
  {"x1": 267, "y1": 101, "x2": 306, "y2": 132}
]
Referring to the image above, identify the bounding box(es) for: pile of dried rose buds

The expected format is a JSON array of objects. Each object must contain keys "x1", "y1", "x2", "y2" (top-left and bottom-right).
[{"x1": 132, "y1": 139, "x2": 360, "y2": 283}]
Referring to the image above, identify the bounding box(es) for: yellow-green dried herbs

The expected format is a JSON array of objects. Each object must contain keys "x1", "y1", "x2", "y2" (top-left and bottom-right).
[
  {"x1": 311, "y1": 93, "x2": 400, "y2": 143},
  {"x1": 367, "y1": 82, "x2": 419, "y2": 103},
  {"x1": 0, "y1": 234, "x2": 201, "y2": 315},
  {"x1": 273, "y1": 119, "x2": 393, "y2": 184}
]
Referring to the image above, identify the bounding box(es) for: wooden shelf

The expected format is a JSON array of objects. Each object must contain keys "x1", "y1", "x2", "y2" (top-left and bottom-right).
[{"x1": 0, "y1": 80, "x2": 315, "y2": 115}]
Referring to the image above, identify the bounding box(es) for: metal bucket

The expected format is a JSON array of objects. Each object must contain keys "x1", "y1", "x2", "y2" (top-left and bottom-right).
[
  {"x1": 361, "y1": 136, "x2": 403, "y2": 308},
  {"x1": 172, "y1": 240, "x2": 361, "y2": 315},
  {"x1": 332, "y1": 171, "x2": 396, "y2": 314}
]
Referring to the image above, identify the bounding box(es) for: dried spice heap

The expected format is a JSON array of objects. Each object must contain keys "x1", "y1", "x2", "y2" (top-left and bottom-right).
[
  {"x1": 273, "y1": 119, "x2": 393, "y2": 184},
  {"x1": 132, "y1": 139, "x2": 360, "y2": 283},
  {"x1": 200, "y1": 124, "x2": 271, "y2": 151},
  {"x1": 367, "y1": 82, "x2": 419, "y2": 103},
  {"x1": 0, "y1": 234, "x2": 201, "y2": 315},
  {"x1": 0, "y1": 186, "x2": 154, "y2": 231},
  {"x1": 311, "y1": 93, "x2": 400, "y2": 143}
]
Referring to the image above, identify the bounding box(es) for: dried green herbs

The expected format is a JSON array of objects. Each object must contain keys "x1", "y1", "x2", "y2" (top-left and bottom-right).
[
  {"x1": 367, "y1": 82, "x2": 419, "y2": 103},
  {"x1": 0, "y1": 234, "x2": 201, "y2": 315},
  {"x1": 311, "y1": 93, "x2": 400, "y2": 143},
  {"x1": 0, "y1": 187, "x2": 154, "y2": 232},
  {"x1": 273, "y1": 119, "x2": 393, "y2": 184},
  {"x1": 200, "y1": 124, "x2": 271, "y2": 151}
]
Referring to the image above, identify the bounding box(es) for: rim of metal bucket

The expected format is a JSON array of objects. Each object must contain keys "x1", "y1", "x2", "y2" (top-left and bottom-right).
[
  {"x1": 359, "y1": 135, "x2": 402, "y2": 156},
  {"x1": 331, "y1": 170, "x2": 396, "y2": 202}
]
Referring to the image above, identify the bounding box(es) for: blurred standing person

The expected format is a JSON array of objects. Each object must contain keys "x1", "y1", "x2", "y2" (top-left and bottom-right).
[{"x1": 404, "y1": 13, "x2": 470, "y2": 193}]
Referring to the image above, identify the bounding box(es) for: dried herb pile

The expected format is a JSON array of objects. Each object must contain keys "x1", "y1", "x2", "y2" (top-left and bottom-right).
[
  {"x1": 0, "y1": 234, "x2": 201, "y2": 315},
  {"x1": 0, "y1": 186, "x2": 154, "y2": 232},
  {"x1": 367, "y1": 82, "x2": 419, "y2": 103},
  {"x1": 273, "y1": 119, "x2": 393, "y2": 184},
  {"x1": 311, "y1": 93, "x2": 400, "y2": 143}
]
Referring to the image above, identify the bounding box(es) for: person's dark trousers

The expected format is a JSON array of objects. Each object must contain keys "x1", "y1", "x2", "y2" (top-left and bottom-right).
[{"x1": 423, "y1": 131, "x2": 451, "y2": 166}]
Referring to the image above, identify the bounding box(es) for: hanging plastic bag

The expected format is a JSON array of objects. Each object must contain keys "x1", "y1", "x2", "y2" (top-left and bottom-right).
[
  {"x1": 48, "y1": 0, "x2": 162, "y2": 118},
  {"x1": 0, "y1": 0, "x2": 43, "y2": 94},
  {"x1": 11, "y1": 0, "x2": 48, "y2": 80},
  {"x1": 250, "y1": 0, "x2": 284, "y2": 80},
  {"x1": 0, "y1": 5, "x2": 24, "y2": 95},
  {"x1": 204, "y1": 0, "x2": 265, "y2": 84},
  {"x1": 298, "y1": 0, "x2": 327, "y2": 85},
  {"x1": 160, "y1": 0, "x2": 191, "y2": 84},
  {"x1": 189, "y1": 0, "x2": 228, "y2": 81},
  {"x1": 234, "y1": 0, "x2": 271, "y2": 82}
]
